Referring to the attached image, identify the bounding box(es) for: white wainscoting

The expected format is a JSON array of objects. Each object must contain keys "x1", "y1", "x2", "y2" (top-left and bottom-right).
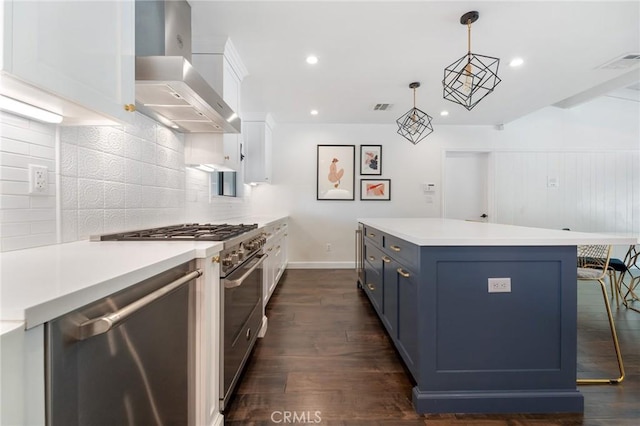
[{"x1": 494, "y1": 151, "x2": 640, "y2": 234}]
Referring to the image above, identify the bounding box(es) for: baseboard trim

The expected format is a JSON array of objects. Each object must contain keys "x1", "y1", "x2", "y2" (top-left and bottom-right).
[{"x1": 287, "y1": 261, "x2": 355, "y2": 269}]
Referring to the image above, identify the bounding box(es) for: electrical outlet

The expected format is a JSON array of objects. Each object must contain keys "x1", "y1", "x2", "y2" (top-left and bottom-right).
[
  {"x1": 29, "y1": 164, "x2": 49, "y2": 195},
  {"x1": 488, "y1": 277, "x2": 511, "y2": 293},
  {"x1": 326, "y1": 243, "x2": 332, "y2": 252}
]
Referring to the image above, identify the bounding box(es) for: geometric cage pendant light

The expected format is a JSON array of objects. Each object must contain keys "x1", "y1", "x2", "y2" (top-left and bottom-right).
[
  {"x1": 396, "y1": 82, "x2": 434, "y2": 145},
  {"x1": 443, "y1": 11, "x2": 501, "y2": 111}
]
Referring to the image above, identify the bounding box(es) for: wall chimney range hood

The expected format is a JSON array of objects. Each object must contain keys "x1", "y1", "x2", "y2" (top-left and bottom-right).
[{"x1": 135, "y1": 0, "x2": 240, "y2": 133}]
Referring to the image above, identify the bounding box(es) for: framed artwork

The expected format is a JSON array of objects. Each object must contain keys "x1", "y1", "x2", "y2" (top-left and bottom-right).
[
  {"x1": 317, "y1": 145, "x2": 355, "y2": 200},
  {"x1": 360, "y1": 145, "x2": 382, "y2": 175},
  {"x1": 360, "y1": 179, "x2": 391, "y2": 201}
]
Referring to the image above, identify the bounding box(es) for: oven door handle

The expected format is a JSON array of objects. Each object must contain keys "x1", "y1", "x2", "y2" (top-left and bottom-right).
[
  {"x1": 76, "y1": 269, "x2": 202, "y2": 341},
  {"x1": 224, "y1": 254, "x2": 268, "y2": 289}
]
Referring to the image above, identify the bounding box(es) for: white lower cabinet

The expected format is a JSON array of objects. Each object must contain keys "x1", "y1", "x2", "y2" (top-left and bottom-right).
[
  {"x1": 1, "y1": 323, "x2": 45, "y2": 426},
  {"x1": 263, "y1": 219, "x2": 288, "y2": 309},
  {"x1": 194, "y1": 254, "x2": 224, "y2": 426}
]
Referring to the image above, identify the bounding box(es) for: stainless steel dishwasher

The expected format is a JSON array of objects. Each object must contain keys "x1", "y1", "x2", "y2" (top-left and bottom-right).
[{"x1": 45, "y1": 261, "x2": 201, "y2": 426}]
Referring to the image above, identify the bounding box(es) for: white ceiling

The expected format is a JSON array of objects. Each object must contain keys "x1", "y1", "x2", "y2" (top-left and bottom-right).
[{"x1": 190, "y1": 1, "x2": 640, "y2": 126}]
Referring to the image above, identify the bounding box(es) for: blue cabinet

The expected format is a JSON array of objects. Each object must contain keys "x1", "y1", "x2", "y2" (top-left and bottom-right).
[
  {"x1": 364, "y1": 230, "x2": 418, "y2": 378},
  {"x1": 359, "y1": 222, "x2": 583, "y2": 415}
]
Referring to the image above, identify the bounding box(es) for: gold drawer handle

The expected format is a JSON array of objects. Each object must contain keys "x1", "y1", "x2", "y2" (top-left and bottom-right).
[
  {"x1": 390, "y1": 245, "x2": 401, "y2": 252},
  {"x1": 367, "y1": 283, "x2": 375, "y2": 291},
  {"x1": 124, "y1": 103, "x2": 136, "y2": 112},
  {"x1": 368, "y1": 233, "x2": 375, "y2": 238},
  {"x1": 397, "y1": 268, "x2": 410, "y2": 278},
  {"x1": 368, "y1": 256, "x2": 375, "y2": 261},
  {"x1": 381, "y1": 256, "x2": 391, "y2": 263}
]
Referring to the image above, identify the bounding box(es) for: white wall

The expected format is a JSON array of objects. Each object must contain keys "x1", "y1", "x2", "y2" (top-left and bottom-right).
[{"x1": 251, "y1": 96, "x2": 640, "y2": 267}]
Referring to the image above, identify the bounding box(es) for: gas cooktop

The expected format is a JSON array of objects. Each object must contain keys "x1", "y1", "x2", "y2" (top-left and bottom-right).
[{"x1": 93, "y1": 223, "x2": 259, "y2": 242}]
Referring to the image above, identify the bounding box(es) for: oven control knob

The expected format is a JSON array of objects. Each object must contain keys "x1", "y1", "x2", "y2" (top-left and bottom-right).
[
  {"x1": 222, "y1": 255, "x2": 233, "y2": 267},
  {"x1": 245, "y1": 241, "x2": 255, "y2": 251},
  {"x1": 237, "y1": 247, "x2": 245, "y2": 261},
  {"x1": 231, "y1": 252, "x2": 239, "y2": 263}
]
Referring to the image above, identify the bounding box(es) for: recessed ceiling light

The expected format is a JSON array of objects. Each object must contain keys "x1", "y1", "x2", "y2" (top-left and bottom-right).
[
  {"x1": 440, "y1": 110, "x2": 449, "y2": 116},
  {"x1": 306, "y1": 56, "x2": 318, "y2": 65},
  {"x1": 509, "y1": 57, "x2": 524, "y2": 67},
  {"x1": 310, "y1": 109, "x2": 319, "y2": 116}
]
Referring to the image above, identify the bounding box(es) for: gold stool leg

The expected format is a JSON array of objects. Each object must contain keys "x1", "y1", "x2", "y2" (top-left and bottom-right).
[{"x1": 577, "y1": 277, "x2": 625, "y2": 385}]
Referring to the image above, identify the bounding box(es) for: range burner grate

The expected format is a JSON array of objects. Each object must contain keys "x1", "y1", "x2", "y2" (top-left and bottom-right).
[{"x1": 98, "y1": 223, "x2": 259, "y2": 241}]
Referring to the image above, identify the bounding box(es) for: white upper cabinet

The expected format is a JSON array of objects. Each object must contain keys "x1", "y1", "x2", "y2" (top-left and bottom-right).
[
  {"x1": 243, "y1": 115, "x2": 274, "y2": 184},
  {"x1": 192, "y1": 38, "x2": 247, "y2": 170},
  {"x1": 1, "y1": 0, "x2": 135, "y2": 125}
]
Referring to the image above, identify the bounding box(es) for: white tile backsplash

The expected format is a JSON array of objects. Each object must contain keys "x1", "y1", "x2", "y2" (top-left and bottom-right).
[
  {"x1": 77, "y1": 178, "x2": 105, "y2": 209},
  {"x1": 0, "y1": 112, "x2": 57, "y2": 251},
  {"x1": 104, "y1": 182, "x2": 126, "y2": 208},
  {"x1": 77, "y1": 147, "x2": 104, "y2": 179},
  {"x1": 60, "y1": 113, "x2": 187, "y2": 241},
  {"x1": 1, "y1": 110, "x2": 253, "y2": 251}
]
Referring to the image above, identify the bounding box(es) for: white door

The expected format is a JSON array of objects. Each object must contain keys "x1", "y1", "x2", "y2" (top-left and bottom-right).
[{"x1": 444, "y1": 152, "x2": 490, "y2": 222}]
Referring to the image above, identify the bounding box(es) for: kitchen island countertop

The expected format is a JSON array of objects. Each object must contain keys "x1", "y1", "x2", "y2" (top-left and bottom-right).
[{"x1": 358, "y1": 218, "x2": 637, "y2": 246}]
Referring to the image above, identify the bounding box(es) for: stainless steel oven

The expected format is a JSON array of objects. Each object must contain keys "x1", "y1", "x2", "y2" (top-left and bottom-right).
[
  {"x1": 220, "y1": 249, "x2": 266, "y2": 411},
  {"x1": 46, "y1": 261, "x2": 201, "y2": 426}
]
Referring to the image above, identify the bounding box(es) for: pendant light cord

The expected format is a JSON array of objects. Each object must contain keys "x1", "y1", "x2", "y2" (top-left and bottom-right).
[{"x1": 467, "y1": 19, "x2": 472, "y2": 56}]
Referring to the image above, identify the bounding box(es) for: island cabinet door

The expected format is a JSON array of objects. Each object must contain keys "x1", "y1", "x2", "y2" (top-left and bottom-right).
[
  {"x1": 391, "y1": 259, "x2": 419, "y2": 379},
  {"x1": 381, "y1": 254, "x2": 397, "y2": 336},
  {"x1": 363, "y1": 262, "x2": 383, "y2": 314}
]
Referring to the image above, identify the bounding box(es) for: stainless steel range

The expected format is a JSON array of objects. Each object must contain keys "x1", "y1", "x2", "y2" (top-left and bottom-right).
[{"x1": 93, "y1": 223, "x2": 267, "y2": 411}]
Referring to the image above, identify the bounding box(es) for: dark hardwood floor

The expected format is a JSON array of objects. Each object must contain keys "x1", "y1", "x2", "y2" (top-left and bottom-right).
[{"x1": 224, "y1": 269, "x2": 640, "y2": 425}]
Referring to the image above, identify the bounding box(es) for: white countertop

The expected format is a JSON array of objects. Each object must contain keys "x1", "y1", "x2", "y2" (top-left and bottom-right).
[
  {"x1": 0, "y1": 240, "x2": 223, "y2": 330},
  {"x1": 0, "y1": 215, "x2": 289, "y2": 335},
  {"x1": 359, "y1": 218, "x2": 638, "y2": 246}
]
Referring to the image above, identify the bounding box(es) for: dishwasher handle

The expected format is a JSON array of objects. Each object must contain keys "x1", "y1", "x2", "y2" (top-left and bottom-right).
[
  {"x1": 76, "y1": 269, "x2": 202, "y2": 341},
  {"x1": 224, "y1": 254, "x2": 268, "y2": 289}
]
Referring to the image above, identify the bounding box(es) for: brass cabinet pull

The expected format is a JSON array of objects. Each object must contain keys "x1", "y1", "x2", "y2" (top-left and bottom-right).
[
  {"x1": 368, "y1": 256, "x2": 375, "y2": 261},
  {"x1": 397, "y1": 268, "x2": 410, "y2": 278},
  {"x1": 381, "y1": 256, "x2": 391, "y2": 263},
  {"x1": 368, "y1": 233, "x2": 375, "y2": 238},
  {"x1": 390, "y1": 245, "x2": 401, "y2": 252},
  {"x1": 124, "y1": 104, "x2": 136, "y2": 112},
  {"x1": 224, "y1": 156, "x2": 230, "y2": 160},
  {"x1": 367, "y1": 283, "x2": 376, "y2": 291}
]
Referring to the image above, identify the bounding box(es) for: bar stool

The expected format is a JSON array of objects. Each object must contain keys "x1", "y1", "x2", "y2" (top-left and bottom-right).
[
  {"x1": 620, "y1": 245, "x2": 639, "y2": 313},
  {"x1": 576, "y1": 244, "x2": 625, "y2": 384}
]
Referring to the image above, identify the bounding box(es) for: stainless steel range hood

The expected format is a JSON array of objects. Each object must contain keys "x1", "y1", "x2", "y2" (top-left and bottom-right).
[{"x1": 135, "y1": 0, "x2": 240, "y2": 133}]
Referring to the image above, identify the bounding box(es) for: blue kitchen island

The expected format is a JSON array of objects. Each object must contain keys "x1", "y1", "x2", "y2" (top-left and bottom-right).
[{"x1": 357, "y1": 218, "x2": 636, "y2": 415}]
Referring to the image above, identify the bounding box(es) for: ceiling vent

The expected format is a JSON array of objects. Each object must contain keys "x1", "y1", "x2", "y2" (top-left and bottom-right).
[
  {"x1": 373, "y1": 103, "x2": 392, "y2": 111},
  {"x1": 598, "y1": 54, "x2": 640, "y2": 70}
]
